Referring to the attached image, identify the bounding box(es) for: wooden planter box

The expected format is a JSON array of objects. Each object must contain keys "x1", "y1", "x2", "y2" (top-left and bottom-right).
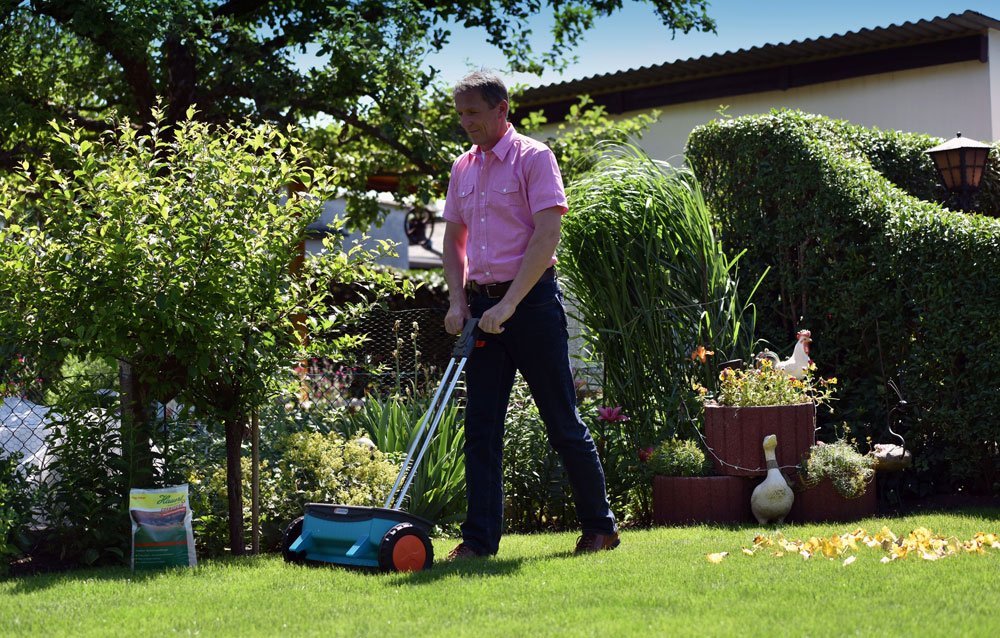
[
  {"x1": 787, "y1": 476, "x2": 877, "y2": 523},
  {"x1": 704, "y1": 403, "x2": 816, "y2": 477},
  {"x1": 653, "y1": 476, "x2": 755, "y2": 525}
]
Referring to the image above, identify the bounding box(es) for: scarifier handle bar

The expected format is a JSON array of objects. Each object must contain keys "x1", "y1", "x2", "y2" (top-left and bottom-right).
[
  {"x1": 452, "y1": 316, "x2": 480, "y2": 359},
  {"x1": 384, "y1": 318, "x2": 479, "y2": 510}
]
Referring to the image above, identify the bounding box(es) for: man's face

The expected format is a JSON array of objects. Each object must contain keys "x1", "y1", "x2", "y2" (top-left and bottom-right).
[{"x1": 454, "y1": 90, "x2": 508, "y2": 151}]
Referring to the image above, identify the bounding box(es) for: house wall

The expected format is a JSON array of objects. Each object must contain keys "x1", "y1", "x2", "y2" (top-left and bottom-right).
[
  {"x1": 991, "y1": 30, "x2": 1000, "y2": 141},
  {"x1": 306, "y1": 198, "x2": 410, "y2": 269},
  {"x1": 536, "y1": 57, "x2": 996, "y2": 164}
]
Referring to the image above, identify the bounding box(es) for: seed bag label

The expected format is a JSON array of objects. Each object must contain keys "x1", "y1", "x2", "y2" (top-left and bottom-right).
[{"x1": 129, "y1": 484, "x2": 197, "y2": 570}]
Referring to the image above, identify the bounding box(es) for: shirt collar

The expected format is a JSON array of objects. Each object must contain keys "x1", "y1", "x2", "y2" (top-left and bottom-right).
[{"x1": 471, "y1": 123, "x2": 516, "y2": 162}]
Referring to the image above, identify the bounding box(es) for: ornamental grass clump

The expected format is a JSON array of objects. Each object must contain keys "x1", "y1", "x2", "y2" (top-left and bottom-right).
[
  {"x1": 801, "y1": 439, "x2": 875, "y2": 499},
  {"x1": 560, "y1": 142, "x2": 759, "y2": 448},
  {"x1": 713, "y1": 360, "x2": 836, "y2": 408}
]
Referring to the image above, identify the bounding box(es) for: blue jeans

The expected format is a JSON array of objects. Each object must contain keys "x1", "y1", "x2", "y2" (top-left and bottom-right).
[{"x1": 461, "y1": 275, "x2": 616, "y2": 555}]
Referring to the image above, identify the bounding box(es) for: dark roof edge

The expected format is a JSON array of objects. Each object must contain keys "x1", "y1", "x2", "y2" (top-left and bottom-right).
[{"x1": 516, "y1": 35, "x2": 986, "y2": 123}]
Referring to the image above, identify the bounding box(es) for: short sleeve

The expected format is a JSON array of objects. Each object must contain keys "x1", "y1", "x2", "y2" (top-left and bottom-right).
[
  {"x1": 441, "y1": 159, "x2": 466, "y2": 225},
  {"x1": 524, "y1": 148, "x2": 568, "y2": 215}
]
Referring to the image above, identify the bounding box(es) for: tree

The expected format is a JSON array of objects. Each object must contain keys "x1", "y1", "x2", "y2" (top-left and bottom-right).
[
  {"x1": 520, "y1": 94, "x2": 660, "y2": 185},
  {"x1": 0, "y1": 110, "x2": 405, "y2": 554},
  {"x1": 1, "y1": 0, "x2": 715, "y2": 226}
]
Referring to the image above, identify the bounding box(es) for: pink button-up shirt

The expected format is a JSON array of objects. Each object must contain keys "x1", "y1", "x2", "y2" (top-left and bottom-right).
[{"x1": 442, "y1": 124, "x2": 568, "y2": 285}]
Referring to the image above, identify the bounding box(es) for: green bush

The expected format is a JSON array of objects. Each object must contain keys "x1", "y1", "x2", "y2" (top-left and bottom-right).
[
  {"x1": 648, "y1": 439, "x2": 711, "y2": 478},
  {"x1": 269, "y1": 431, "x2": 398, "y2": 528},
  {"x1": 1, "y1": 453, "x2": 35, "y2": 576},
  {"x1": 686, "y1": 110, "x2": 1000, "y2": 494},
  {"x1": 41, "y1": 407, "x2": 130, "y2": 566},
  {"x1": 183, "y1": 430, "x2": 399, "y2": 555}
]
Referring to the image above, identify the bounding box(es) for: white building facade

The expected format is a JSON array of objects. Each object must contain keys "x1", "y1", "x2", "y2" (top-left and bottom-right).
[{"x1": 519, "y1": 11, "x2": 1000, "y2": 163}]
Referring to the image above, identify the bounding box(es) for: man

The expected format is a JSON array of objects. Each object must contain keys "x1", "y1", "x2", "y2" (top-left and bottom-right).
[{"x1": 441, "y1": 70, "x2": 618, "y2": 559}]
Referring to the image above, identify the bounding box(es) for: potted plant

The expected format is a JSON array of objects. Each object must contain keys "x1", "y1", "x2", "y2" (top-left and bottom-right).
[
  {"x1": 789, "y1": 439, "x2": 877, "y2": 522},
  {"x1": 702, "y1": 359, "x2": 837, "y2": 477},
  {"x1": 651, "y1": 439, "x2": 754, "y2": 525}
]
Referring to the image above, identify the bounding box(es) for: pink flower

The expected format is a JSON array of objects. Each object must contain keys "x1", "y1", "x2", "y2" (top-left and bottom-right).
[
  {"x1": 597, "y1": 406, "x2": 629, "y2": 422},
  {"x1": 638, "y1": 446, "x2": 655, "y2": 463}
]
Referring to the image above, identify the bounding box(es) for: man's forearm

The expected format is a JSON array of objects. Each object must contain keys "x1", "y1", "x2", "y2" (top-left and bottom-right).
[{"x1": 442, "y1": 223, "x2": 468, "y2": 305}]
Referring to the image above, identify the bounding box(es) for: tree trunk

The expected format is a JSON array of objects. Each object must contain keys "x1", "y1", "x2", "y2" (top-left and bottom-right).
[
  {"x1": 118, "y1": 360, "x2": 155, "y2": 490},
  {"x1": 225, "y1": 412, "x2": 246, "y2": 555}
]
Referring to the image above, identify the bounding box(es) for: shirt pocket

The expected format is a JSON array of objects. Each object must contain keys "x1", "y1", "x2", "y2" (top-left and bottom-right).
[
  {"x1": 491, "y1": 179, "x2": 521, "y2": 197},
  {"x1": 489, "y1": 179, "x2": 523, "y2": 214},
  {"x1": 454, "y1": 180, "x2": 476, "y2": 221}
]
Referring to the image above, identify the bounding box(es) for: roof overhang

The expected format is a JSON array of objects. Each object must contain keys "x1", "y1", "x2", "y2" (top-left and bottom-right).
[{"x1": 515, "y1": 10, "x2": 1000, "y2": 122}]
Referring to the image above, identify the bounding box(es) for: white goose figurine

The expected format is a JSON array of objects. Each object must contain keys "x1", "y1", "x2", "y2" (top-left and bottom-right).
[{"x1": 751, "y1": 434, "x2": 794, "y2": 525}]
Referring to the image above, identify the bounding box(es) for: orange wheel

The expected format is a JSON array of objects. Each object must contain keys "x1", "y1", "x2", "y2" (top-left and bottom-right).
[{"x1": 378, "y1": 523, "x2": 434, "y2": 572}]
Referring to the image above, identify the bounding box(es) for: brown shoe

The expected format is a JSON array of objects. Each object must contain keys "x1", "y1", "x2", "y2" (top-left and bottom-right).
[
  {"x1": 446, "y1": 543, "x2": 484, "y2": 561},
  {"x1": 575, "y1": 531, "x2": 620, "y2": 554}
]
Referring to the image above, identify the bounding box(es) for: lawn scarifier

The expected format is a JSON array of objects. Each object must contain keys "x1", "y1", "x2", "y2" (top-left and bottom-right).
[{"x1": 280, "y1": 319, "x2": 479, "y2": 573}]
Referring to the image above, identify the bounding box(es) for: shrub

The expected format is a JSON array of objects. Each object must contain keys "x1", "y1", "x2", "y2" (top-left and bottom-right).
[
  {"x1": 800, "y1": 439, "x2": 875, "y2": 499},
  {"x1": 41, "y1": 407, "x2": 130, "y2": 566},
  {"x1": 648, "y1": 439, "x2": 711, "y2": 478},
  {"x1": 184, "y1": 430, "x2": 399, "y2": 555},
  {"x1": 1, "y1": 453, "x2": 35, "y2": 576},
  {"x1": 687, "y1": 110, "x2": 1000, "y2": 495},
  {"x1": 268, "y1": 431, "x2": 398, "y2": 530}
]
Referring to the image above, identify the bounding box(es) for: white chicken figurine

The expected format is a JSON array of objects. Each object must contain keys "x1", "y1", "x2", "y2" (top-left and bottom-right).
[
  {"x1": 751, "y1": 435, "x2": 794, "y2": 525},
  {"x1": 756, "y1": 329, "x2": 812, "y2": 380}
]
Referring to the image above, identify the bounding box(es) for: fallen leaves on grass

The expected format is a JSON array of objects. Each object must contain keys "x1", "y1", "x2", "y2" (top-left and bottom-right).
[{"x1": 706, "y1": 527, "x2": 1000, "y2": 564}]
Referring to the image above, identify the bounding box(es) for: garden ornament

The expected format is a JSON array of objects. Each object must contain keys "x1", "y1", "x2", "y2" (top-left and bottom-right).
[
  {"x1": 751, "y1": 434, "x2": 794, "y2": 524},
  {"x1": 755, "y1": 329, "x2": 812, "y2": 380}
]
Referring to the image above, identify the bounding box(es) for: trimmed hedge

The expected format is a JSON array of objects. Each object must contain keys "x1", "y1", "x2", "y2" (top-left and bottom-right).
[{"x1": 687, "y1": 110, "x2": 1000, "y2": 495}]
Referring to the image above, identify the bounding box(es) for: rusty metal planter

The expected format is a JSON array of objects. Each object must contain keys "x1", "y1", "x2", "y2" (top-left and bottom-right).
[
  {"x1": 704, "y1": 402, "x2": 816, "y2": 477},
  {"x1": 652, "y1": 476, "x2": 755, "y2": 525}
]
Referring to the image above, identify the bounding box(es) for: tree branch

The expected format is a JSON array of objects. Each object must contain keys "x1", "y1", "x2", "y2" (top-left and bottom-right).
[
  {"x1": 213, "y1": 0, "x2": 273, "y2": 19},
  {"x1": 34, "y1": 1, "x2": 156, "y2": 119},
  {"x1": 294, "y1": 98, "x2": 437, "y2": 175}
]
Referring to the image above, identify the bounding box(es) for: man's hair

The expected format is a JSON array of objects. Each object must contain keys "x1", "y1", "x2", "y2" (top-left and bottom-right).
[{"x1": 453, "y1": 70, "x2": 508, "y2": 109}]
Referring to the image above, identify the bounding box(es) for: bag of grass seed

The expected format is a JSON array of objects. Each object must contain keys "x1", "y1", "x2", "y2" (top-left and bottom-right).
[{"x1": 129, "y1": 484, "x2": 197, "y2": 570}]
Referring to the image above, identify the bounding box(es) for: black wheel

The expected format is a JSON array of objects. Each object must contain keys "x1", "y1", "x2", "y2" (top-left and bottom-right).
[
  {"x1": 281, "y1": 517, "x2": 305, "y2": 564},
  {"x1": 377, "y1": 523, "x2": 433, "y2": 572},
  {"x1": 404, "y1": 208, "x2": 435, "y2": 249}
]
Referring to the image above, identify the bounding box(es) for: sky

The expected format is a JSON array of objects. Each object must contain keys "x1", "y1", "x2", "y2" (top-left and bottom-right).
[{"x1": 425, "y1": 0, "x2": 1000, "y2": 90}]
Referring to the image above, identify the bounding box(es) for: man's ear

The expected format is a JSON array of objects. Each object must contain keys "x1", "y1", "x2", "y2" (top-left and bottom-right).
[{"x1": 498, "y1": 99, "x2": 509, "y2": 121}]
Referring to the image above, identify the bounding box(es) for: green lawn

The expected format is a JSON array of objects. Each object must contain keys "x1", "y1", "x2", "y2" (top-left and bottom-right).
[{"x1": 3, "y1": 510, "x2": 999, "y2": 637}]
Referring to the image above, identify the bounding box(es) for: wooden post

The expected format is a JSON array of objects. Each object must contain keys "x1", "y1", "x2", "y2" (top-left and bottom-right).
[{"x1": 251, "y1": 409, "x2": 260, "y2": 554}]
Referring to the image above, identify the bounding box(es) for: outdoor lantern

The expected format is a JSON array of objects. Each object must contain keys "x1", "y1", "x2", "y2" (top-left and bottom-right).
[{"x1": 925, "y1": 132, "x2": 991, "y2": 212}]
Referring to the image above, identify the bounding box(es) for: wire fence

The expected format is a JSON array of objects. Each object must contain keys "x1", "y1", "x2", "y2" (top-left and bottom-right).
[
  {"x1": 0, "y1": 394, "x2": 54, "y2": 474},
  {"x1": 0, "y1": 308, "x2": 458, "y2": 471}
]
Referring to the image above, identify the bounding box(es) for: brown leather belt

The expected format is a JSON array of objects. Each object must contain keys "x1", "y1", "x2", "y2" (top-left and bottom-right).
[{"x1": 467, "y1": 267, "x2": 555, "y2": 299}]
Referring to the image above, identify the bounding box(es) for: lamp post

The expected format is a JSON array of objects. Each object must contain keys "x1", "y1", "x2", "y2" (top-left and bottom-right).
[{"x1": 925, "y1": 132, "x2": 991, "y2": 212}]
